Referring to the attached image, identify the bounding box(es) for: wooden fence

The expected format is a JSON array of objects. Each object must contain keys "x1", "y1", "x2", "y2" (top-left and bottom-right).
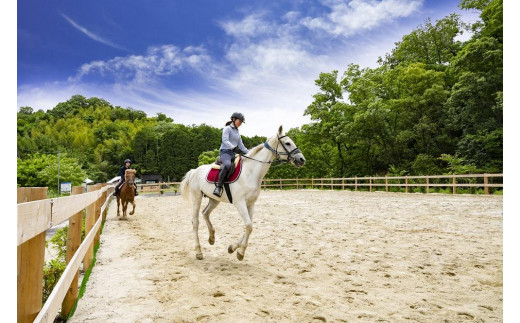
[
  {"x1": 137, "y1": 182, "x2": 181, "y2": 195},
  {"x1": 135, "y1": 174, "x2": 502, "y2": 196},
  {"x1": 260, "y1": 174, "x2": 503, "y2": 194},
  {"x1": 17, "y1": 184, "x2": 114, "y2": 323}
]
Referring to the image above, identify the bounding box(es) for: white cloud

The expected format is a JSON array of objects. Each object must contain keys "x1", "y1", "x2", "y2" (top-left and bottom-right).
[
  {"x1": 218, "y1": 13, "x2": 274, "y2": 39},
  {"x1": 301, "y1": 0, "x2": 423, "y2": 36},
  {"x1": 60, "y1": 12, "x2": 127, "y2": 51},
  {"x1": 69, "y1": 45, "x2": 212, "y2": 84}
]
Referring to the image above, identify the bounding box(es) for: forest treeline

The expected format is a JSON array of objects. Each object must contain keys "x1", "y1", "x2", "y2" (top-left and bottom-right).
[{"x1": 17, "y1": 0, "x2": 502, "y2": 191}]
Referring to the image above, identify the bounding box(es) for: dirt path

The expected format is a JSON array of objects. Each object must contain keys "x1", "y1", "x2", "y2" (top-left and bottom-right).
[{"x1": 69, "y1": 190, "x2": 502, "y2": 322}]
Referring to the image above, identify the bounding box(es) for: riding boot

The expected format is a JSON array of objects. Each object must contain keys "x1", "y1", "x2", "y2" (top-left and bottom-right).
[
  {"x1": 134, "y1": 186, "x2": 138, "y2": 196},
  {"x1": 113, "y1": 186, "x2": 119, "y2": 197},
  {"x1": 213, "y1": 184, "x2": 223, "y2": 197},
  {"x1": 213, "y1": 167, "x2": 227, "y2": 197}
]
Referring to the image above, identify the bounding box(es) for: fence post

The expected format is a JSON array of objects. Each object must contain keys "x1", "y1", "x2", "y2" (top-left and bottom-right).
[
  {"x1": 426, "y1": 177, "x2": 430, "y2": 194},
  {"x1": 355, "y1": 177, "x2": 358, "y2": 191},
  {"x1": 94, "y1": 184, "x2": 102, "y2": 247},
  {"x1": 102, "y1": 184, "x2": 108, "y2": 222},
  {"x1": 321, "y1": 178, "x2": 324, "y2": 190},
  {"x1": 405, "y1": 177, "x2": 408, "y2": 193},
  {"x1": 17, "y1": 187, "x2": 48, "y2": 323},
  {"x1": 369, "y1": 178, "x2": 372, "y2": 192},
  {"x1": 330, "y1": 178, "x2": 333, "y2": 190},
  {"x1": 484, "y1": 174, "x2": 489, "y2": 195},
  {"x1": 452, "y1": 176, "x2": 457, "y2": 194},
  {"x1": 385, "y1": 176, "x2": 388, "y2": 192},
  {"x1": 342, "y1": 178, "x2": 345, "y2": 190},
  {"x1": 296, "y1": 177, "x2": 299, "y2": 190},
  {"x1": 61, "y1": 186, "x2": 84, "y2": 318},
  {"x1": 83, "y1": 185, "x2": 98, "y2": 272},
  {"x1": 311, "y1": 177, "x2": 314, "y2": 189}
]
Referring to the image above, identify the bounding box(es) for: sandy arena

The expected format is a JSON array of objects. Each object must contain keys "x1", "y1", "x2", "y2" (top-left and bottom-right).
[{"x1": 69, "y1": 190, "x2": 503, "y2": 322}]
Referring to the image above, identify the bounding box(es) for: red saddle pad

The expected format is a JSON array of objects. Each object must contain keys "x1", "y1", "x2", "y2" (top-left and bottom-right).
[{"x1": 206, "y1": 157, "x2": 242, "y2": 184}]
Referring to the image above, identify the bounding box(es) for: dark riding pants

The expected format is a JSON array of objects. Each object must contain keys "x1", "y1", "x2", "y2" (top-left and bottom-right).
[{"x1": 217, "y1": 149, "x2": 235, "y2": 186}]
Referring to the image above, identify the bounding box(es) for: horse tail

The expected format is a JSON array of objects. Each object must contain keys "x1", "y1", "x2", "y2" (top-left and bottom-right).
[{"x1": 180, "y1": 169, "x2": 195, "y2": 202}]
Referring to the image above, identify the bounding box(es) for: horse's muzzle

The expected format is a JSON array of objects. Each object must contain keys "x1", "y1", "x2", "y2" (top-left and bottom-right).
[{"x1": 293, "y1": 154, "x2": 306, "y2": 167}]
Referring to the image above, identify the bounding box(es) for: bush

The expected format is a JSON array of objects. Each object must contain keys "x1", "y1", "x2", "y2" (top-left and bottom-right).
[{"x1": 42, "y1": 226, "x2": 68, "y2": 303}]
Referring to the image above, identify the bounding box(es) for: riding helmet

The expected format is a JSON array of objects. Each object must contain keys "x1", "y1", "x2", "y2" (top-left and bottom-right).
[
  {"x1": 124, "y1": 159, "x2": 131, "y2": 164},
  {"x1": 231, "y1": 112, "x2": 245, "y2": 123}
]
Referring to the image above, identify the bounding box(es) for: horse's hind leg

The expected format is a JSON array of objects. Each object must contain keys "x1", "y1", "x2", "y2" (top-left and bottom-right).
[
  {"x1": 190, "y1": 192, "x2": 204, "y2": 260},
  {"x1": 202, "y1": 199, "x2": 220, "y2": 245}
]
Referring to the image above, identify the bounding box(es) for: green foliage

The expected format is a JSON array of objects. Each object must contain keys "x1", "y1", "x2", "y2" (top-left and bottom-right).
[
  {"x1": 198, "y1": 149, "x2": 219, "y2": 166},
  {"x1": 438, "y1": 154, "x2": 479, "y2": 174},
  {"x1": 42, "y1": 226, "x2": 68, "y2": 304},
  {"x1": 17, "y1": 153, "x2": 86, "y2": 194},
  {"x1": 42, "y1": 259, "x2": 66, "y2": 304}
]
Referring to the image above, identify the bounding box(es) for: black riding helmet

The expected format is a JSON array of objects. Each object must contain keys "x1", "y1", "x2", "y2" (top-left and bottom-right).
[
  {"x1": 231, "y1": 112, "x2": 245, "y2": 123},
  {"x1": 124, "y1": 159, "x2": 131, "y2": 164}
]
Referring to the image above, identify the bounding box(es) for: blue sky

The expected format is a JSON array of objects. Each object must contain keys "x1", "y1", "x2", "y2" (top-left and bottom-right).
[{"x1": 17, "y1": 0, "x2": 482, "y2": 137}]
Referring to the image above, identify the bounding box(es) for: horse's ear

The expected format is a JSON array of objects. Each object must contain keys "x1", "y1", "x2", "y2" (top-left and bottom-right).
[{"x1": 278, "y1": 125, "x2": 283, "y2": 135}]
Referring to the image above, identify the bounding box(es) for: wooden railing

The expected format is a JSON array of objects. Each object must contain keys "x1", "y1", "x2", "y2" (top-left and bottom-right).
[
  {"x1": 135, "y1": 174, "x2": 502, "y2": 196},
  {"x1": 17, "y1": 184, "x2": 114, "y2": 323},
  {"x1": 260, "y1": 174, "x2": 503, "y2": 194},
  {"x1": 137, "y1": 182, "x2": 181, "y2": 195}
]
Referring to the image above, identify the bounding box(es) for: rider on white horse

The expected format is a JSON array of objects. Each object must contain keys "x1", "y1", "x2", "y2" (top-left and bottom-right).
[{"x1": 213, "y1": 112, "x2": 249, "y2": 197}]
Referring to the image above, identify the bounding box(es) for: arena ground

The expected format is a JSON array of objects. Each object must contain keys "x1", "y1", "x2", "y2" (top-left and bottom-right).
[{"x1": 70, "y1": 190, "x2": 503, "y2": 322}]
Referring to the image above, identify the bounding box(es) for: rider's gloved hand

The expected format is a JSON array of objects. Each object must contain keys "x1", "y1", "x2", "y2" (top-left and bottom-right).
[{"x1": 233, "y1": 146, "x2": 244, "y2": 155}]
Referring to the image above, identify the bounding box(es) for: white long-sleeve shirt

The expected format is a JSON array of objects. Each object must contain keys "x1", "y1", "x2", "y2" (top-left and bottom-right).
[{"x1": 219, "y1": 124, "x2": 249, "y2": 154}]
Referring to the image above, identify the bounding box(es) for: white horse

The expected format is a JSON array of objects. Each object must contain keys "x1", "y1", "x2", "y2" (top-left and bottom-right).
[{"x1": 180, "y1": 126, "x2": 306, "y2": 260}]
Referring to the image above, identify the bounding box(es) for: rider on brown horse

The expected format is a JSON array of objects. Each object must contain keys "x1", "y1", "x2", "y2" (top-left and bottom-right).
[{"x1": 113, "y1": 159, "x2": 138, "y2": 196}]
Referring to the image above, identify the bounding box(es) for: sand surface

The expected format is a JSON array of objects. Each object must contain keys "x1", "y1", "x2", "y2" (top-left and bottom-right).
[{"x1": 69, "y1": 190, "x2": 503, "y2": 322}]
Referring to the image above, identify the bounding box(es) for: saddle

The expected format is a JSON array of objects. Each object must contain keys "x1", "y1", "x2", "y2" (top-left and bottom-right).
[
  {"x1": 206, "y1": 155, "x2": 242, "y2": 184},
  {"x1": 211, "y1": 154, "x2": 241, "y2": 169}
]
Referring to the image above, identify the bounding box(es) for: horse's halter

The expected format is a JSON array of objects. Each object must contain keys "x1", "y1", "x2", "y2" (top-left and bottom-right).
[{"x1": 263, "y1": 135, "x2": 302, "y2": 163}]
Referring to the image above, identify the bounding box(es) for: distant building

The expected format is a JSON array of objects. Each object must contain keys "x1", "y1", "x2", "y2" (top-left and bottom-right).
[{"x1": 141, "y1": 174, "x2": 163, "y2": 184}]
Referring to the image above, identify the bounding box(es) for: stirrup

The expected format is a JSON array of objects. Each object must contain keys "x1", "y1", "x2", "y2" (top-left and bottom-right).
[{"x1": 213, "y1": 186, "x2": 223, "y2": 197}]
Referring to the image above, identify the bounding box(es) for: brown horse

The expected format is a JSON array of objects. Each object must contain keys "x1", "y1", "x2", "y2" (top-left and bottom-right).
[{"x1": 116, "y1": 169, "x2": 136, "y2": 220}]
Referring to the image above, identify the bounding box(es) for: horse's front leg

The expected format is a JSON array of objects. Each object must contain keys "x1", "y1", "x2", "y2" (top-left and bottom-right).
[
  {"x1": 129, "y1": 199, "x2": 136, "y2": 215},
  {"x1": 190, "y1": 192, "x2": 203, "y2": 260},
  {"x1": 116, "y1": 197, "x2": 120, "y2": 217},
  {"x1": 202, "y1": 198, "x2": 220, "y2": 245},
  {"x1": 122, "y1": 201, "x2": 128, "y2": 220},
  {"x1": 228, "y1": 202, "x2": 253, "y2": 261}
]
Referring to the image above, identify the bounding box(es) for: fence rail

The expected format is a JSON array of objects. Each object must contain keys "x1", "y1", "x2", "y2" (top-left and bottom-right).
[
  {"x1": 260, "y1": 173, "x2": 503, "y2": 194},
  {"x1": 17, "y1": 184, "x2": 114, "y2": 323},
  {"x1": 137, "y1": 182, "x2": 181, "y2": 195},
  {"x1": 135, "y1": 174, "x2": 502, "y2": 196}
]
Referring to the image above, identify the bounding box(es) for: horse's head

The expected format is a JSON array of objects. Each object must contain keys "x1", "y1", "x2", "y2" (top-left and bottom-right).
[
  {"x1": 270, "y1": 125, "x2": 306, "y2": 167},
  {"x1": 125, "y1": 169, "x2": 136, "y2": 185}
]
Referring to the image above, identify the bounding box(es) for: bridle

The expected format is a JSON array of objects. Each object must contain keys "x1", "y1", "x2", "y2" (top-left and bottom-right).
[{"x1": 241, "y1": 134, "x2": 302, "y2": 165}]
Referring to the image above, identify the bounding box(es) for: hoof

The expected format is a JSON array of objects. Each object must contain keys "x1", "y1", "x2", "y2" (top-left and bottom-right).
[
  {"x1": 228, "y1": 245, "x2": 234, "y2": 254},
  {"x1": 196, "y1": 253, "x2": 203, "y2": 260},
  {"x1": 209, "y1": 237, "x2": 215, "y2": 245},
  {"x1": 237, "y1": 252, "x2": 244, "y2": 261}
]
